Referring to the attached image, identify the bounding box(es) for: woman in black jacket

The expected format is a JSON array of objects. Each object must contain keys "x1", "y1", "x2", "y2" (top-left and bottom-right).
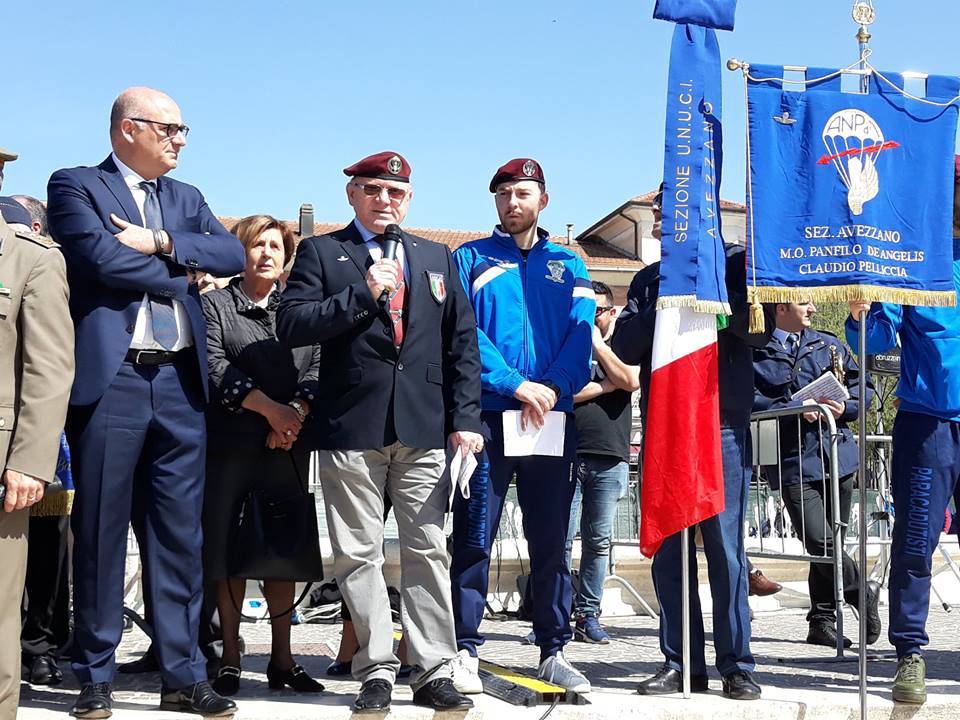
[{"x1": 201, "y1": 215, "x2": 323, "y2": 696}]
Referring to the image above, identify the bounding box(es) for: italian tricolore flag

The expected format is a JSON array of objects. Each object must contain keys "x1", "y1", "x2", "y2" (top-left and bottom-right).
[{"x1": 640, "y1": 17, "x2": 732, "y2": 557}]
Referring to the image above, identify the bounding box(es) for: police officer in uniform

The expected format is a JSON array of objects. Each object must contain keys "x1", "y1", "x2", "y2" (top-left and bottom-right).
[
  {"x1": 753, "y1": 300, "x2": 880, "y2": 649},
  {"x1": 0, "y1": 191, "x2": 75, "y2": 720}
]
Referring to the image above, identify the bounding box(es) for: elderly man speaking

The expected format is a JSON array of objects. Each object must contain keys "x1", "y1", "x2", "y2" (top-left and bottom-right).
[{"x1": 277, "y1": 151, "x2": 483, "y2": 713}]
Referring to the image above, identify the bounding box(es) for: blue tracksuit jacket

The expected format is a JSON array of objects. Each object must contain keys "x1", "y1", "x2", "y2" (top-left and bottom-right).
[
  {"x1": 844, "y1": 240, "x2": 960, "y2": 422},
  {"x1": 452, "y1": 227, "x2": 595, "y2": 412}
]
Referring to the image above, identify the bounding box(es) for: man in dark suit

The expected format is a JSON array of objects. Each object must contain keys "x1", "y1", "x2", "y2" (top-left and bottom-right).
[
  {"x1": 47, "y1": 86, "x2": 244, "y2": 719},
  {"x1": 277, "y1": 151, "x2": 483, "y2": 713}
]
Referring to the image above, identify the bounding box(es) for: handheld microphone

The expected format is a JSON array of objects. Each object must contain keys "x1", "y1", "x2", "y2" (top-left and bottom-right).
[{"x1": 379, "y1": 224, "x2": 402, "y2": 303}]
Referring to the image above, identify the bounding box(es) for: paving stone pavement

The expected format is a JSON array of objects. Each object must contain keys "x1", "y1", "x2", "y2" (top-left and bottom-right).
[{"x1": 16, "y1": 602, "x2": 960, "y2": 719}]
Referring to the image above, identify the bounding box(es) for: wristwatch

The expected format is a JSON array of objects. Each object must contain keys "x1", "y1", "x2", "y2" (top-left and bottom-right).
[
  {"x1": 543, "y1": 381, "x2": 562, "y2": 399},
  {"x1": 289, "y1": 399, "x2": 307, "y2": 420}
]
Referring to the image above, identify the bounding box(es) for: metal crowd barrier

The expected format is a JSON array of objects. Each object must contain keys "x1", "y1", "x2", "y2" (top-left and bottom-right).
[{"x1": 748, "y1": 403, "x2": 849, "y2": 661}]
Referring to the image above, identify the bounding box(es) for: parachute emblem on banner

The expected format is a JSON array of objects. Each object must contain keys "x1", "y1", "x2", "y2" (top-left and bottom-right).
[{"x1": 819, "y1": 108, "x2": 899, "y2": 216}]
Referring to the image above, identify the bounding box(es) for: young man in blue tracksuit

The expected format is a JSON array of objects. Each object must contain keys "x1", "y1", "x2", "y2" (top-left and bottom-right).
[
  {"x1": 844, "y1": 157, "x2": 960, "y2": 704},
  {"x1": 448, "y1": 158, "x2": 595, "y2": 693}
]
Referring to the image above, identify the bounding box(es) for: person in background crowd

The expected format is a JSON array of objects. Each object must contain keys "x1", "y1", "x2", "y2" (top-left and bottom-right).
[
  {"x1": 844, "y1": 155, "x2": 960, "y2": 705},
  {"x1": 612, "y1": 220, "x2": 772, "y2": 699},
  {"x1": 201, "y1": 214, "x2": 324, "y2": 697},
  {"x1": 277, "y1": 151, "x2": 482, "y2": 713},
  {"x1": 564, "y1": 280, "x2": 639, "y2": 644},
  {"x1": 449, "y1": 158, "x2": 595, "y2": 694},
  {"x1": 11, "y1": 195, "x2": 47, "y2": 236},
  {"x1": 0, "y1": 185, "x2": 74, "y2": 720},
  {"x1": 754, "y1": 300, "x2": 881, "y2": 649},
  {"x1": 48, "y1": 86, "x2": 244, "y2": 718},
  {"x1": 5, "y1": 197, "x2": 74, "y2": 688}
]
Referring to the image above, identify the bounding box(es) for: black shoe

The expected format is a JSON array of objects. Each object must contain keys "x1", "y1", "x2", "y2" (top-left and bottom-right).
[
  {"x1": 159, "y1": 681, "x2": 237, "y2": 717},
  {"x1": 353, "y1": 678, "x2": 392, "y2": 713},
  {"x1": 266, "y1": 662, "x2": 324, "y2": 693},
  {"x1": 636, "y1": 664, "x2": 709, "y2": 695},
  {"x1": 807, "y1": 619, "x2": 852, "y2": 649},
  {"x1": 117, "y1": 651, "x2": 159, "y2": 674},
  {"x1": 721, "y1": 670, "x2": 761, "y2": 700},
  {"x1": 211, "y1": 666, "x2": 241, "y2": 697},
  {"x1": 72, "y1": 682, "x2": 113, "y2": 719},
  {"x1": 412, "y1": 677, "x2": 474, "y2": 710},
  {"x1": 326, "y1": 659, "x2": 352, "y2": 676},
  {"x1": 27, "y1": 654, "x2": 63, "y2": 685},
  {"x1": 397, "y1": 664, "x2": 414, "y2": 680},
  {"x1": 864, "y1": 580, "x2": 882, "y2": 645}
]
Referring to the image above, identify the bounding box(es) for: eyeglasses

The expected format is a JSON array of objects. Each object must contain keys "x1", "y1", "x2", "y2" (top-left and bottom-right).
[
  {"x1": 129, "y1": 118, "x2": 190, "y2": 139},
  {"x1": 595, "y1": 306, "x2": 614, "y2": 316},
  {"x1": 351, "y1": 182, "x2": 408, "y2": 201}
]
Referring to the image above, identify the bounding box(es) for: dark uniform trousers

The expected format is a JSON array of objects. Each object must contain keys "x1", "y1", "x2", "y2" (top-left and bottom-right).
[
  {"x1": 889, "y1": 410, "x2": 960, "y2": 657},
  {"x1": 21, "y1": 515, "x2": 71, "y2": 660},
  {"x1": 451, "y1": 411, "x2": 577, "y2": 659}
]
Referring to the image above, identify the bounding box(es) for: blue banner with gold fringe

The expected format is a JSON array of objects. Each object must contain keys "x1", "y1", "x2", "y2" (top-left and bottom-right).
[{"x1": 745, "y1": 65, "x2": 959, "y2": 308}]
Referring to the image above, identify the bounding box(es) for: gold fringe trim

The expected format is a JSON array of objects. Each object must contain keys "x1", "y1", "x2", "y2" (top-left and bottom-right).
[
  {"x1": 748, "y1": 285, "x2": 957, "y2": 307},
  {"x1": 656, "y1": 294, "x2": 732, "y2": 315},
  {"x1": 30, "y1": 490, "x2": 73, "y2": 518},
  {"x1": 746, "y1": 285, "x2": 957, "y2": 333},
  {"x1": 749, "y1": 298, "x2": 766, "y2": 334}
]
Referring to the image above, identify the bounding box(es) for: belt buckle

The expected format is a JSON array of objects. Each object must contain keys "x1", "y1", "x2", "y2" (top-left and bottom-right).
[{"x1": 134, "y1": 350, "x2": 152, "y2": 365}]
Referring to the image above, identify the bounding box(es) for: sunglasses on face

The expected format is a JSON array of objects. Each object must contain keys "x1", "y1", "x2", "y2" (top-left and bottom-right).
[
  {"x1": 352, "y1": 182, "x2": 408, "y2": 201},
  {"x1": 595, "y1": 306, "x2": 614, "y2": 316},
  {"x1": 129, "y1": 118, "x2": 190, "y2": 139}
]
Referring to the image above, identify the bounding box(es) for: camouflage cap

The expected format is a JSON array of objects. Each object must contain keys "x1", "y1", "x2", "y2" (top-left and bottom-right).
[{"x1": 0, "y1": 147, "x2": 17, "y2": 162}]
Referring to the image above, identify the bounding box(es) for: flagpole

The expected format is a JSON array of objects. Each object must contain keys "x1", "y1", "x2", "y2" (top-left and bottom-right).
[
  {"x1": 852, "y1": 4, "x2": 875, "y2": 720},
  {"x1": 681, "y1": 526, "x2": 691, "y2": 698}
]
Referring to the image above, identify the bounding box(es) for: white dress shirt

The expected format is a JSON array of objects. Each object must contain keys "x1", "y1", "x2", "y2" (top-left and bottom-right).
[{"x1": 112, "y1": 153, "x2": 194, "y2": 351}]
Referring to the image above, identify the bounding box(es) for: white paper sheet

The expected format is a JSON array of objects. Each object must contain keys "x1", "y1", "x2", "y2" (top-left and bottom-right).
[
  {"x1": 791, "y1": 372, "x2": 850, "y2": 404},
  {"x1": 502, "y1": 410, "x2": 566, "y2": 457},
  {"x1": 446, "y1": 442, "x2": 478, "y2": 510}
]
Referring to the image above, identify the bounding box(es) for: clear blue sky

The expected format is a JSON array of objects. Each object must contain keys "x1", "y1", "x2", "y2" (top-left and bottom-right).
[{"x1": 2, "y1": 1, "x2": 952, "y2": 235}]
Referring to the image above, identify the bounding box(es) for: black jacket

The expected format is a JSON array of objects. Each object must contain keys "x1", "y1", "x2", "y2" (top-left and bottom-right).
[
  {"x1": 753, "y1": 328, "x2": 873, "y2": 486},
  {"x1": 202, "y1": 278, "x2": 321, "y2": 437},
  {"x1": 611, "y1": 244, "x2": 773, "y2": 428},
  {"x1": 276, "y1": 223, "x2": 482, "y2": 450}
]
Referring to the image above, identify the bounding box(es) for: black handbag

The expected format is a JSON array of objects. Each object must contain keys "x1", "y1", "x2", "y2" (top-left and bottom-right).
[{"x1": 228, "y1": 452, "x2": 324, "y2": 583}]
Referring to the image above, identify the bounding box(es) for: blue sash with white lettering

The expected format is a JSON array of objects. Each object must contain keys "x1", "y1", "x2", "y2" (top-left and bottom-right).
[
  {"x1": 658, "y1": 21, "x2": 729, "y2": 313},
  {"x1": 746, "y1": 65, "x2": 959, "y2": 306}
]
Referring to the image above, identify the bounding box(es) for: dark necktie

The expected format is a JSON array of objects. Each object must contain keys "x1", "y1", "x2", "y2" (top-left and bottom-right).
[
  {"x1": 786, "y1": 333, "x2": 799, "y2": 356},
  {"x1": 139, "y1": 181, "x2": 177, "y2": 350}
]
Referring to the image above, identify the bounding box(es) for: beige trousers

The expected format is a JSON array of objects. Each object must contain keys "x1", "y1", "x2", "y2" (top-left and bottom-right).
[
  {"x1": 318, "y1": 444, "x2": 455, "y2": 690},
  {"x1": 0, "y1": 508, "x2": 29, "y2": 720}
]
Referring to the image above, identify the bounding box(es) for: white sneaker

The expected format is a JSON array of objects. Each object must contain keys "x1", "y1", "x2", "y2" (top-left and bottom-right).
[
  {"x1": 538, "y1": 652, "x2": 591, "y2": 693},
  {"x1": 451, "y1": 649, "x2": 483, "y2": 694}
]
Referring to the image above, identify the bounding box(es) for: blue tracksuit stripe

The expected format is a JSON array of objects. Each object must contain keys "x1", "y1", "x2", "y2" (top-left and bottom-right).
[{"x1": 452, "y1": 229, "x2": 595, "y2": 411}]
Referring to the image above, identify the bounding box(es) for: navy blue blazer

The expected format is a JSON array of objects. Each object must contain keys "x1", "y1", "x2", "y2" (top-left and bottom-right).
[
  {"x1": 47, "y1": 156, "x2": 245, "y2": 405},
  {"x1": 276, "y1": 222, "x2": 482, "y2": 450},
  {"x1": 753, "y1": 329, "x2": 874, "y2": 486}
]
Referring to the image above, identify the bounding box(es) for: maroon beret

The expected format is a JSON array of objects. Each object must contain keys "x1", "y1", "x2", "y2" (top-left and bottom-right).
[
  {"x1": 343, "y1": 151, "x2": 411, "y2": 183},
  {"x1": 955, "y1": 154, "x2": 960, "y2": 183},
  {"x1": 489, "y1": 158, "x2": 545, "y2": 193}
]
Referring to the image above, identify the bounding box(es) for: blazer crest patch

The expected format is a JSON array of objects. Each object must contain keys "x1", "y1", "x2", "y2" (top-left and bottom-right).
[{"x1": 427, "y1": 271, "x2": 446, "y2": 304}]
